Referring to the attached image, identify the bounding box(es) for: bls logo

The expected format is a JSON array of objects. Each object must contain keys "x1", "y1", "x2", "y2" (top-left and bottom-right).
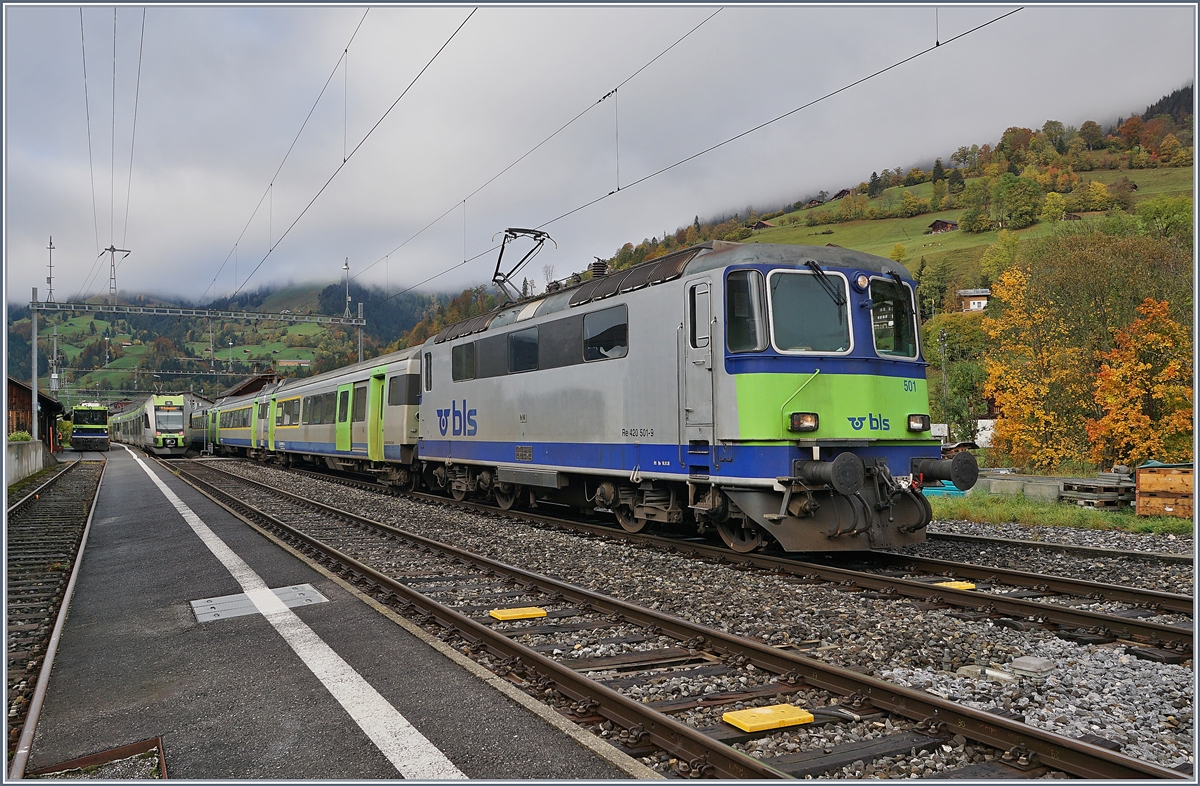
[
  {"x1": 847, "y1": 414, "x2": 890, "y2": 431},
  {"x1": 437, "y1": 400, "x2": 478, "y2": 437}
]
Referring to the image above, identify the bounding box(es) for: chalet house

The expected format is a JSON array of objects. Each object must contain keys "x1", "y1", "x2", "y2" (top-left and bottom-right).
[
  {"x1": 750, "y1": 219, "x2": 775, "y2": 230},
  {"x1": 927, "y1": 219, "x2": 959, "y2": 234},
  {"x1": 830, "y1": 188, "x2": 852, "y2": 201},
  {"x1": 956, "y1": 288, "x2": 991, "y2": 312},
  {"x1": 804, "y1": 199, "x2": 823, "y2": 209},
  {"x1": 7, "y1": 376, "x2": 64, "y2": 449}
]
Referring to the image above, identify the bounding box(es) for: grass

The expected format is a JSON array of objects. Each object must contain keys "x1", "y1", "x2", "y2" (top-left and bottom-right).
[
  {"x1": 930, "y1": 493, "x2": 1192, "y2": 536},
  {"x1": 1080, "y1": 165, "x2": 1193, "y2": 201}
]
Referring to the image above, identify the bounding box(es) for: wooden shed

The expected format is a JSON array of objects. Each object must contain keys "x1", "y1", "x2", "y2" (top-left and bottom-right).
[
  {"x1": 927, "y1": 219, "x2": 959, "y2": 234},
  {"x1": 7, "y1": 376, "x2": 64, "y2": 450}
]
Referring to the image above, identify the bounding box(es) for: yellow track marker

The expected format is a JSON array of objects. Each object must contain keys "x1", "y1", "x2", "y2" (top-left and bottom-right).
[
  {"x1": 488, "y1": 607, "x2": 547, "y2": 621},
  {"x1": 934, "y1": 580, "x2": 976, "y2": 590},
  {"x1": 722, "y1": 705, "x2": 815, "y2": 732}
]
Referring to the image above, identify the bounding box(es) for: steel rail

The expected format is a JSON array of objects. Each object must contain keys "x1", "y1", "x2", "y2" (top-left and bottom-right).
[
  {"x1": 929, "y1": 532, "x2": 1193, "y2": 566},
  {"x1": 7, "y1": 458, "x2": 80, "y2": 516},
  {"x1": 283, "y1": 466, "x2": 1195, "y2": 647},
  {"x1": 866, "y1": 552, "x2": 1193, "y2": 615},
  {"x1": 182, "y1": 461, "x2": 1185, "y2": 780},
  {"x1": 172, "y1": 460, "x2": 789, "y2": 779},
  {"x1": 8, "y1": 459, "x2": 107, "y2": 780}
]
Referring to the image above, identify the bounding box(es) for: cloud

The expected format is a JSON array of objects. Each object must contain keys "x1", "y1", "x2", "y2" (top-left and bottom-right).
[{"x1": 5, "y1": 5, "x2": 1194, "y2": 303}]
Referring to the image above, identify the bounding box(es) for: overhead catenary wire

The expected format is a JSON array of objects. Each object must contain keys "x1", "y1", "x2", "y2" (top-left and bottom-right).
[
  {"x1": 533, "y1": 7, "x2": 1023, "y2": 232},
  {"x1": 351, "y1": 7, "x2": 722, "y2": 284},
  {"x1": 119, "y1": 8, "x2": 147, "y2": 255},
  {"x1": 110, "y1": 8, "x2": 116, "y2": 245},
  {"x1": 381, "y1": 6, "x2": 1022, "y2": 302},
  {"x1": 74, "y1": 8, "x2": 103, "y2": 302},
  {"x1": 231, "y1": 7, "x2": 477, "y2": 299},
  {"x1": 200, "y1": 8, "x2": 371, "y2": 303}
]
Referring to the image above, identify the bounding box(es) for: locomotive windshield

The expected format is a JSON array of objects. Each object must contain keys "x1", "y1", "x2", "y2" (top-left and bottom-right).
[
  {"x1": 869, "y1": 277, "x2": 918, "y2": 358},
  {"x1": 155, "y1": 406, "x2": 184, "y2": 432},
  {"x1": 73, "y1": 409, "x2": 108, "y2": 426},
  {"x1": 768, "y1": 271, "x2": 850, "y2": 353}
]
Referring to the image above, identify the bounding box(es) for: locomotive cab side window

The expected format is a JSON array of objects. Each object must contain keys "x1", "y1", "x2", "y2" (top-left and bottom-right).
[
  {"x1": 869, "y1": 277, "x2": 919, "y2": 358},
  {"x1": 452, "y1": 342, "x2": 476, "y2": 381},
  {"x1": 689, "y1": 283, "x2": 711, "y2": 348},
  {"x1": 768, "y1": 270, "x2": 851, "y2": 353},
  {"x1": 726, "y1": 270, "x2": 768, "y2": 352},
  {"x1": 508, "y1": 327, "x2": 538, "y2": 373},
  {"x1": 583, "y1": 306, "x2": 628, "y2": 361}
]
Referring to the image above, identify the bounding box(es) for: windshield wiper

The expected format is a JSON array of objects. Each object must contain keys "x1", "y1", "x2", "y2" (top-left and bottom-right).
[
  {"x1": 888, "y1": 271, "x2": 915, "y2": 318},
  {"x1": 803, "y1": 260, "x2": 846, "y2": 309}
]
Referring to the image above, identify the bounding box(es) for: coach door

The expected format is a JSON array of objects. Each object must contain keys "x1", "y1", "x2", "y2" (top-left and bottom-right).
[
  {"x1": 367, "y1": 369, "x2": 386, "y2": 462},
  {"x1": 350, "y1": 381, "x2": 369, "y2": 453},
  {"x1": 682, "y1": 280, "x2": 715, "y2": 469},
  {"x1": 255, "y1": 400, "x2": 270, "y2": 450},
  {"x1": 335, "y1": 383, "x2": 353, "y2": 452}
]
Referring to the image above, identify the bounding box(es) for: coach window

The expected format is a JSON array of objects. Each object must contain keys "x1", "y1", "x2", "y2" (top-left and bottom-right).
[
  {"x1": 689, "y1": 283, "x2": 711, "y2": 349},
  {"x1": 583, "y1": 306, "x2": 628, "y2": 361},
  {"x1": 452, "y1": 342, "x2": 476, "y2": 381},
  {"x1": 424, "y1": 353, "x2": 432, "y2": 391},
  {"x1": 352, "y1": 384, "x2": 367, "y2": 422},
  {"x1": 726, "y1": 270, "x2": 768, "y2": 352},
  {"x1": 338, "y1": 390, "x2": 350, "y2": 422},
  {"x1": 508, "y1": 327, "x2": 538, "y2": 373}
]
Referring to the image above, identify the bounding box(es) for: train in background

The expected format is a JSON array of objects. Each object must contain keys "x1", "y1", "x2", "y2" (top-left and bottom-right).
[
  {"x1": 111, "y1": 393, "x2": 210, "y2": 457},
  {"x1": 196, "y1": 241, "x2": 977, "y2": 553},
  {"x1": 68, "y1": 402, "x2": 110, "y2": 451}
]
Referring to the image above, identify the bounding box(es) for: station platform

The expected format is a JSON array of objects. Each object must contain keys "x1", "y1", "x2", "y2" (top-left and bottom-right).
[{"x1": 27, "y1": 446, "x2": 650, "y2": 779}]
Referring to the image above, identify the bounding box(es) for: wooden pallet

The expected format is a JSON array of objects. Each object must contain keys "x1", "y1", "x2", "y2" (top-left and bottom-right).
[{"x1": 1072, "y1": 497, "x2": 1131, "y2": 509}]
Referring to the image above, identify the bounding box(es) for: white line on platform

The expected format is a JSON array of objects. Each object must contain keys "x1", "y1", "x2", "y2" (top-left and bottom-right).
[{"x1": 119, "y1": 446, "x2": 466, "y2": 779}]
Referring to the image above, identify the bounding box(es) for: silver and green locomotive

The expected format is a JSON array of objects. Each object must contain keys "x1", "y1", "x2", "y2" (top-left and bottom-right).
[{"x1": 201, "y1": 242, "x2": 976, "y2": 553}]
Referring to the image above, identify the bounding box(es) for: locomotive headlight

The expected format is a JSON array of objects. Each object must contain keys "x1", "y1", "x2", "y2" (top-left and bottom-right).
[
  {"x1": 788, "y1": 412, "x2": 820, "y2": 432},
  {"x1": 907, "y1": 414, "x2": 931, "y2": 432},
  {"x1": 855, "y1": 274, "x2": 870, "y2": 290}
]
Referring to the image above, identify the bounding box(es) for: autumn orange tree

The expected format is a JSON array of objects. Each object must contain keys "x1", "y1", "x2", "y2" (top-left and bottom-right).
[
  {"x1": 1087, "y1": 298, "x2": 1193, "y2": 467},
  {"x1": 983, "y1": 267, "x2": 1093, "y2": 470}
]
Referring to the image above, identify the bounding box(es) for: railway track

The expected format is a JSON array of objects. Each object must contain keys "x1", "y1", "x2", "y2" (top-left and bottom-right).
[
  {"x1": 173, "y1": 458, "x2": 1184, "y2": 780},
  {"x1": 927, "y1": 532, "x2": 1193, "y2": 566},
  {"x1": 6, "y1": 458, "x2": 105, "y2": 773},
  {"x1": 278, "y1": 463, "x2": 1193, "y2": 657}
]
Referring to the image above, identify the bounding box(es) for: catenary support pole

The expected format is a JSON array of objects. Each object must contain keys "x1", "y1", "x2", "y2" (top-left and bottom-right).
[
  {"x1": 358, "y1": 302, "x2": 364, "y2": 363},
  {"x1": 31, "y1": 288, "x2": 38, "y2": 442}
]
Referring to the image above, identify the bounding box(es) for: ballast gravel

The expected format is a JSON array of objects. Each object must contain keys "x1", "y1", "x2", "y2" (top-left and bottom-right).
[{"x1": 214, "y1": 462, "x2": 1194, "y2": 771}]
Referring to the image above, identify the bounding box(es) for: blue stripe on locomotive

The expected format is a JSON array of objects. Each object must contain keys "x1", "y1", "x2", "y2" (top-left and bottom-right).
[{"x1": 418, "y1": 439, "x2": 940, "y2": 481}]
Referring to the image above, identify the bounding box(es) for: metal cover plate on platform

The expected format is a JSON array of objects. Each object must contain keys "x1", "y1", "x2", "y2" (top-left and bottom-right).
[{"x1": 191, "y1": 584, "x2": 328, "y2": 622}]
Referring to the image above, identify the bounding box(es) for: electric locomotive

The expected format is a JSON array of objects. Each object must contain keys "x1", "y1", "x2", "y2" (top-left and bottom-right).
[
  {"x1": 200, "y1": 241, "x2": 975, "y2": 553},
  {"x1": 69, "y1": 401, "x2": 110, "y2": 451},
  {"x1": 419, "y1": 241, "x2": 975, "y2": 552}
]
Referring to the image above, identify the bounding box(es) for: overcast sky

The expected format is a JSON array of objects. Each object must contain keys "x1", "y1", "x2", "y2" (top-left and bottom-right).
[{"x1": 4, "y1": 4, "x2": 1195, "y2": 306}]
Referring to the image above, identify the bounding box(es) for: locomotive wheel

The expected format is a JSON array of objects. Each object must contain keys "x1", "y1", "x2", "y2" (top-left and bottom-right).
[
  {"x1": 451, "y1": 484, "x2": 467, "y2": 502},
  {"x1": 717, "y1": 520, "x2": 764, "y2": 553},
  {"x1": 613, "y1": 505, "x2": 646, "y2": 533},
  {"x1": 493, "y1": 485, "x2": 521, "y2": 510}
]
